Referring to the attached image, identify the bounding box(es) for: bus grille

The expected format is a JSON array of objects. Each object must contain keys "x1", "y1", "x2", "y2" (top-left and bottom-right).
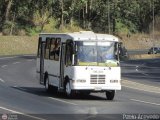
[{"x1": 90, "y1": 74, "x2": 105, "y2": 84}]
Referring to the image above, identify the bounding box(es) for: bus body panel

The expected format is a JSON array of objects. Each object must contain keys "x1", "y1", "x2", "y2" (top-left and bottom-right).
[{"x1": 44, "y1": 59, "x2": 60, "y2": 86}]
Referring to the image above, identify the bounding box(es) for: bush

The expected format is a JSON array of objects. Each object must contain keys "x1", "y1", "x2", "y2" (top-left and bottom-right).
[
  {"x1": 2, "y1": 21, "x2": 13, "y2": 35},
  {"x1": 25, "y1": 26, "x2": 41, "y2": 36},
  {"x1": 43, "y1": 18, "x2": 58, "y2": 33}
]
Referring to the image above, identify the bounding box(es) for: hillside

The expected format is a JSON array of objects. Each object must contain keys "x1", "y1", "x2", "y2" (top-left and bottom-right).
[{"x1": 0, "y1": 0, "x2": 160, "y2": 36}]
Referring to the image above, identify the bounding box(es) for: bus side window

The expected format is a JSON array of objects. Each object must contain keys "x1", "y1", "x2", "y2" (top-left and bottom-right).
[
  {"x1": 37, "y1": 37, "x2": 42, "y2": 58},
  {"x1": 45, "y1": 38, "x2": 50, "y2": 59},
  {"x1": 65, "y1": 40, "x2": 73, "y2": 66},
  {"x1": 50, "y1": 38, "x2": 56, "y2": 60},
  {"x1": 50, "y1": 38, "x2": 61, "y2": 61}
]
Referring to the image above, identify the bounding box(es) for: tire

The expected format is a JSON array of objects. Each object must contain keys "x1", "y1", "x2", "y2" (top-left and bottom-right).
[
  {"x1": 65, "y1": 81, "x2": 74, "y2": 98},
  {"x1": 45, "y1": 77, "x2": 52, "y2": 92},
  {"x1": 105, "y1": 90, "x2": 115, "y2": 100}
]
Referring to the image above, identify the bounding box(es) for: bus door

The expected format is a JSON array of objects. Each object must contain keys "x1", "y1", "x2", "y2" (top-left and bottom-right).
[
  {"x1": 40, "y1": 42, "x2": 45, "y2": 85},
  {"x1": 59, "y1": 43, "x2": 66, "y2": 89}
]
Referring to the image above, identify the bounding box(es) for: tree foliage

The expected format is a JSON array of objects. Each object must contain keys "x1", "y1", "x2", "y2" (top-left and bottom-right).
[{"x1": 0, "y1": 0, "x2": 160, "y2": 35}]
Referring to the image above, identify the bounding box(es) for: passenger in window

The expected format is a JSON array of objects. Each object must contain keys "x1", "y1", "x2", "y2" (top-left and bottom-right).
[{"x1": 50, "y1": 40, "x2": 60, "y2": 60}]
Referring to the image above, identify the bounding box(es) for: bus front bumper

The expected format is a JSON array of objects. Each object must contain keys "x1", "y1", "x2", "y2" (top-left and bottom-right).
[{"x1": 71, "y1": 84, "x2": 121, "y2": 91}]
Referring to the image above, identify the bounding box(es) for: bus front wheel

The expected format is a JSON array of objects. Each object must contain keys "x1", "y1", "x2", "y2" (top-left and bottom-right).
[
  {"x1": 105, "y1": 90, "x2": 115, "y2": 100},
  {"x1": 65, "y1": 81, "x2": 74, "y2": 98}
]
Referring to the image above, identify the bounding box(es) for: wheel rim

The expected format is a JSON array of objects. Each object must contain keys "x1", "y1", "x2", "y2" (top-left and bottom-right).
[{"x1": 66, "y1": 82, "x2": 71, "y2": 95}]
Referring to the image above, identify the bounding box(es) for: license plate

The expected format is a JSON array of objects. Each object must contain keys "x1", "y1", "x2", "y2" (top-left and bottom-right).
[{"x1": 94, "y1": 87, "x2": 102, "y2": 91}]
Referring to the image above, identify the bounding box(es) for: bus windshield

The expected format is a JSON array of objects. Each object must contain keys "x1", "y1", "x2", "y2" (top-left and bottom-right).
[{"x1": 75, "y1": 41, "x2": 119, "y2": 66}]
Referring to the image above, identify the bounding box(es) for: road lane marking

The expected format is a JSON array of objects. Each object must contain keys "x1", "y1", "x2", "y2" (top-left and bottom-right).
[
  {"x1": 130, "y1": 99, "x2": 160, "y2": 106},
  {"x1": 0, "y1": 56, "x2": 18, "y2": 60},
  {"x1": 13, "y1": 62, "x2": 20, "y2": 64},
  {"x1": 123, "y1": 80, "x2": 160, "y2": 90},
  {"x1": 1, "y1": 65, "x2": 8, "y2": 68},
  {"x1": 123, "y1": 75, "x2": 160, "y2": 79},
  {"x1": 48, "y1": 97, "x2": 77, "y2": 105},
  {"x1": 22, "y1": 55, "x2": 35, "y2": 57},
  {"x1": 88, "y1": 107, "x2": 98, "y2": 115},
  {"x1": 27, "y1": 59, "x2": 33, "y2": 62},
  {"x1": 122, "y1": 85, "x2": 160, "y2": 94},
  {"x1": 0, "y1": 106, "x2": 46, "y2": 120},
  {"x1": 0, "y1": 78, "x2": 5, "y2": 83},
  {"x1": 0, "y1": 55, "x2": 35, "y2": 60}
]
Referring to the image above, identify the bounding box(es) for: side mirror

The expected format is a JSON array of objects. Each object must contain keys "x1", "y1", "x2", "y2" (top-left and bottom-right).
[{"x1": 114, "y1": 42, "x2": 120, "y2": 60}]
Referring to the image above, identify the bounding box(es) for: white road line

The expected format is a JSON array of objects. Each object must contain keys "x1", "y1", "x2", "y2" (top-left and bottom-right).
[
  {"x1": 48, "y1": 97, "x2": 77, "y2": 105},
  {"x1": 130, "y1": 99, "x2": 160, "y2": 106},
  {"x1": 123, "y1": 75, "x2": 160, "y2": 79},
  {"x1": 1, "y1": 65, "x2": 8, "y2": 68},
  {"x1": 123, "y1": 80, "x2": 160, "y2": 89},
  {"x1": 88, "y1": 107, "x2": 98, "y2": 115},
  {"x1": 27, "y1": 59, "x2": 33, "y2": 62},
  {"x1": 122, "y1": 85, "x2": 160, "y2": 94},
  {"x1": 0, "y1": 55, "x2": 35, "y2": 60},
  {"x1": 13, "y1": 62, "x2": 20, "y2": 64},
  {"x1": 0, "y1": 78, "x2": 5, "y2": 83},
  {"x1": 136, "y1": 68, "x2": 138, "y2": 71},
  {"x1": 22, "y1": 55, "x2": 35, "y2": 57},
  {"x1": 0, "y1": 56, "x2": 18, "y2": 60},
  {"x1": 0, "y1": 106, "x2": 46, "y2": 120}
]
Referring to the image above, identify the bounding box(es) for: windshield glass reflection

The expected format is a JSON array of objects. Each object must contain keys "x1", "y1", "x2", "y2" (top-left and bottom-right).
[{"x1": 75, "y1": 41, "x2": 118, "y2": 66}]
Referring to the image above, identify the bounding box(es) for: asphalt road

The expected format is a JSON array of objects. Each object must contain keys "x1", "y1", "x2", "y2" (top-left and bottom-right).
[
  {"x1": 0, "y1": 56, "x2": 160, "y2": 120},
  {"x1": 121, "y1": 59, "x2": 160, "y2": 87}
]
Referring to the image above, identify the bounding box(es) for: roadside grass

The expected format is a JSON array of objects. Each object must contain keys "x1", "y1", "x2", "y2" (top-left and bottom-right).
[{"x1": 0, "y1": 36, "x2": 38, "y2": 56}]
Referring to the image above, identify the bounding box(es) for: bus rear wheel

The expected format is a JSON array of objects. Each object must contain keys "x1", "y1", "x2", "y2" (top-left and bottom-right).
[
  {"x1": 105, "y1": 90, "x2": 115, "y2": 100},
  {"x1": 45, "y1": 77, "x2": 52, "y2": 92}
]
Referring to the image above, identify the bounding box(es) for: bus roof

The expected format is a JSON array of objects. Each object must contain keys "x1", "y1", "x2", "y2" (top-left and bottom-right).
[{"x1": 39, "y1": 31, "x2": 119, "y2": 42}]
